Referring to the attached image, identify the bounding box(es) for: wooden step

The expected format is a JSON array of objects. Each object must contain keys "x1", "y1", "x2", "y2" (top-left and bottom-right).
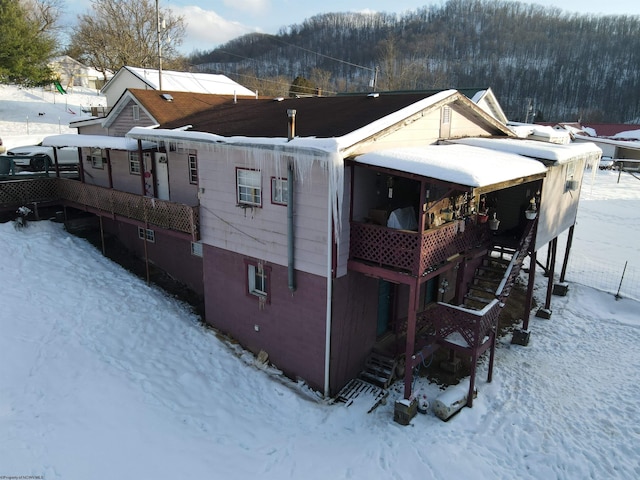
[
  {"x1": 469, "y1": 284, "x2": 496, "y2": 295},
  {"x1": 359, "y1": 352, "x2": 397, "y2": 389}
]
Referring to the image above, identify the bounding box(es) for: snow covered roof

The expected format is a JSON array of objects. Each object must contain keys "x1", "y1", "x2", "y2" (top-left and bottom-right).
[
  {"x1": 42, "y1": 134, "x2": 156, "y2": 151},
  {"x1": 507, "y1": 122, "x2": 571, "y2": 144},
  {"x1": 451, "y1": 137, "x2": 602, "y2": 165},
  {"x1": 352, "y1": 144, "x2": 546, "y2": 188},
  {"x1": 102, "y1": 66, "x2": 255, "y2": 97}
]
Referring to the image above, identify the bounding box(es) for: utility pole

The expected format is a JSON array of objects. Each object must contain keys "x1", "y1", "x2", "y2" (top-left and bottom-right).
[{"x1": 156, "y1": 0, "x2": 163, "y2": 91}]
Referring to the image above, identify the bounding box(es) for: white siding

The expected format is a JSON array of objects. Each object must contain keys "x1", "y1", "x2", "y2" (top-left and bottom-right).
[
  {"x1": 536, "y1": 159, "x2": 586, "y2": 250},
  {"x1": 199, "y1": 149, "x2": 331, "y2": 277}
]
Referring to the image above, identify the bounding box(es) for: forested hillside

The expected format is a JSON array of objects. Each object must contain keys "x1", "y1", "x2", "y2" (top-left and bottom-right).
[{"x1": 190, "y1": 0, "x2": 640, "y2": 123}]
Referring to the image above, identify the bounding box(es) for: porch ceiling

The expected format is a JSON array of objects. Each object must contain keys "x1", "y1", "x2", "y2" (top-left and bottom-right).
[{"x1": 352, "y1": 143, "x2": 547, "y2": 190}]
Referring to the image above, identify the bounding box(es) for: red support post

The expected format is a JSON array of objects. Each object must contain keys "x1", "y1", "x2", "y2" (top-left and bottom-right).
[{"x1": 403, "y1": 282, "x2": 418, "y2": 400}]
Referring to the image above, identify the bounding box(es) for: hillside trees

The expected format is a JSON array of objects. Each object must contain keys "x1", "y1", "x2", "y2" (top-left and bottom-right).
[
  {"x1": 0, "y1": 0, "x2": 58, "y2": 85},
  {"x1": 68, "y1": 0, "x2": 186, "y2": 79},
  {"x1": 190, "y1": 0, "x2": 640, "y2": 123}
]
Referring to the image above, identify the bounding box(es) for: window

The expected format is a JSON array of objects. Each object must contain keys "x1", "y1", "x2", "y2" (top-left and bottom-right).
[
  {"x1": 137, "y1": 227, "x2": 155, "y2": 243},
  {"x1": 90, "y1": 148, "x2": 105, "y2": 169},
  {"x1": 129, "y1": 151, "x2": 140, "y2": 174},
  {"x1": 246, "y1": 260, "x2": 270, "y2": 302},
  {"x1": 191, "y1": 241, "x2": 203, "y2": 257},
  {"x1": 188, "y1": 154, "x2": 198, "y2": 184},
  {"x1": 128, "y1": 152, "x2": 151, "y2": 175},
  {"x1": 442, "y1": 106, "x2": 451, "y2": 124},
  {"x1": 132, "y1": 105, "x2": 140, "y2": 121},
  {"x1": 271, "y1": 177, "x2": 288, "y2": 205},
  {"x1": 237, "y1": 168, "x2": 262, "y2": 206}
]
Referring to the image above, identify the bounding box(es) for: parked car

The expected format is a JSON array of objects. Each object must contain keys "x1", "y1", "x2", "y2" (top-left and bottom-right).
[{"x1": 4, "y1": 144, "x2": 79, "y2": 171}]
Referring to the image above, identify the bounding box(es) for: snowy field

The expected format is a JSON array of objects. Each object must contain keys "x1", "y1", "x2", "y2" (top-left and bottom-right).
[{"x1": 1, "y1": 85, "x2": 639, "y2": 479}]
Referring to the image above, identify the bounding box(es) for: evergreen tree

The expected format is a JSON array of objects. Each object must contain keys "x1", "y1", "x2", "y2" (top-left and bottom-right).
[{"x1": 0, "y1": 0, "x2": 56, "y2": 85}]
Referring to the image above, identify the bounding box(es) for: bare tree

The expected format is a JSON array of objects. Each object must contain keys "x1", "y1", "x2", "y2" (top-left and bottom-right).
[
  {"x1": 21, "y1": 0, "x2": 64, "y2": 36},
  {"x1": 69, "y1": 0, "x2": 186, "y2": 79}
]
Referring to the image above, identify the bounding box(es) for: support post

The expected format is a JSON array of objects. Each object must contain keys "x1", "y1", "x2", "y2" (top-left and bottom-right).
[
  {"x1": 536, "y1": 238, "x2": 556, "y2": 319},
  {"x1": 522, "y1": 250, "x2": 537, "y2": 331},
  {"x1": 403, "y1": 282, "x2": 418, "y2": 400}
]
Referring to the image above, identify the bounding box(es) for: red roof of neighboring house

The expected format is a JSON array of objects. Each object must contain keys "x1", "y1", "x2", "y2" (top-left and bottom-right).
[{"x1": 540, "y1": 122, "x2": 640, "y2": 138}]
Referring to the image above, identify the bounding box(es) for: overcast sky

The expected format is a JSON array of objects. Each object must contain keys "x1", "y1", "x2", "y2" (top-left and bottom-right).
[{"x1": 64, "y1": 0, "x2": 640, "y2": 54}]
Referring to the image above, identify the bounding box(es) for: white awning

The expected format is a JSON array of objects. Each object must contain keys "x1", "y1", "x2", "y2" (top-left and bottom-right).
[
  {"x1": 42, "y1": 134, "x2": 157, "y2": 151},
  {"x1": 353, "y1": 144, "x2": 547, "y2": 188}
]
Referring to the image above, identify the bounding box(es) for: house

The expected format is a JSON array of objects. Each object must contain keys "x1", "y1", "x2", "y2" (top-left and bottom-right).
[
  {"x1": 49, "y1": 56, "x2": 108, "y2": 90},
  {"x1": 35, "y1": 87, "x2": 600, "y2": 422},
  {"x1": 123, "y1": 89, "x2": 601, "y2": 417},
  {"x1": 100, "y1": 66, "x2": 256, "y2": 107}
]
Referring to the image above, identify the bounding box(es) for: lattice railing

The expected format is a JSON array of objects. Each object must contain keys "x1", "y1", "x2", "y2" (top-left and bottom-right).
[
  {"x1": 0, "y1": 177, "x2": 59, "y2": 208},
  {"x1": 350, "y1": 217, "x2": 490, "y2": 276},
  {"x1": 56, "y1": 179, "x2": 199, "y2": 238},
  {"x1": 0, "y1": 177, "x2": 198, "y2": 238},
  {"x1": 427, "y1": 300, "x2": 502, "y2": 351}
]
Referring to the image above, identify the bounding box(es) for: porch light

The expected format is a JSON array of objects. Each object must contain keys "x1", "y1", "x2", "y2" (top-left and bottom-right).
[
  {"x1": 489, "y1": 212, "x2": 500, "y2": 231},
  {"x1": 525, "y1": 197, "x2": 538, "y2": 220}
]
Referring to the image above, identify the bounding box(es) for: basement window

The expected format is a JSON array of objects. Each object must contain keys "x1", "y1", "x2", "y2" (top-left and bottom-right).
[
  {"x1": 245, "y1": 259, "x2": 271, "y2": 303},
  {"x1": 138, "y1": 227, "x2": 155, "y2": 243},
  {"x1": 191, "y1": 241, "x2": 203, "y2": 257}
]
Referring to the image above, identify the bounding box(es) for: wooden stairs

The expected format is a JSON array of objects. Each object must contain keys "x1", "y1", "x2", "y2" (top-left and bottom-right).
[{"x1": 359, "y1": 351, "x2": 398, "y2": 389}]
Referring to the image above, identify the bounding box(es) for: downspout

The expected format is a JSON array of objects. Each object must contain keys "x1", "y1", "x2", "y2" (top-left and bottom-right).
[
  {"x1": 324, "y1": 166, "x2": 333, "y2": 398},
  {"x1": 287, "y1": 109, "x2": 296, "y2": 293}
]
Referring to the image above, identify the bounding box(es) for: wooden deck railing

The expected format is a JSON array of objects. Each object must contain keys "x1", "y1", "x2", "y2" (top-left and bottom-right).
[
  {"x1": 0, "y1": 177, "x2": 199, "y2": 239},
  {"x1": 349, "y1": 217, "x2": 490, "y2": 276}
]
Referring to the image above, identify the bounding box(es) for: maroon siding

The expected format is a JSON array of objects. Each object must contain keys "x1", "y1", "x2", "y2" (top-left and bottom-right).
[
  {"x1": 329, "y1": 272, "x2": 379, "y2": 395},
  {"x1": 102, "y1": 218, "x2": 204, "y2": 295},
  {"x1": 203, "y1": 245, "x2": 327, "y2": 392}
]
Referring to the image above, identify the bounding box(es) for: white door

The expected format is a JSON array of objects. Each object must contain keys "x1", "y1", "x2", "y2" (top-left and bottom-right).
[{"x1": 154, "y1": 152, "x2": 170, "y2": 200}]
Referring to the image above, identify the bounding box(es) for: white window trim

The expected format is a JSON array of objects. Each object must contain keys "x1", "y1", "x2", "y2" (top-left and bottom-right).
[
  {"x1": 137, "y1": 227, "x2": 155, "y2": 243},
  {"x1": 188, "y1": 154, "x2": 198, "y2": 184},
  {"x1": 132, "y1": 104, "x2": 140, "y2": 121},
  {"x1": 237, "y1": 168, "x2": 262, "y2": 206},
  {"x1": 129, "y1": 151, "x2": 140, "y2": 174},
  {"x1": 248, "y1": 264, "x2": 268, "y2": 297}
]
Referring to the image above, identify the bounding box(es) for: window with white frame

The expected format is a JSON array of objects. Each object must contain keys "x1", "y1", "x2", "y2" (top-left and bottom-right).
[
  {"x1": 129, "y1": 151, "x2": 140, "y2": 174},
  {"x1": 188, "y1": 154, "x2": 198, "y2": 184},
  {"x1": 128, "y1": 151, "x2": 151, "y2": 175},
  {"x1": 90, "y1": 147, "x2": 105, "y2": 169},
  {"x1": 442, "y1": 106, "x2": 451, "y2": 124},
  {"x1": 271, "y1": 177, "x2": 288, "y2": 205},
  {"x1": 237, "y1": 168, "x2": 262, "y2": 206},
  {"x1": 137, "y1": 227, "x2": 155, "y2": 242},
  {"x1": 132, "y1": 104, "x2": 140, "y2": 121},
  {"x1": 246, "y1": 260, "x2": 270, "y2": 301}
]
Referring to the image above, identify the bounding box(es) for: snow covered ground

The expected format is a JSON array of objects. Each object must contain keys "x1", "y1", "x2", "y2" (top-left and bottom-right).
[{"x1": 1, "y1": 84, "x2": 639, "y2": 479}]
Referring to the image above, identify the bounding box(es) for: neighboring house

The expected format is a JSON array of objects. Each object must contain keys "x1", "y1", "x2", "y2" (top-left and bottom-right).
[
  {"x1": 573, "y1": 134, "x2": 640, "y2": 161},
  {"x1": 101, "y1": 66, "x2": 256, "y2": 107},
  {"x1": 467, "y1": 87, "x2": 509, "y2": 124},
  {"x1": 122, "y1": 89, "x2": 601, "y2": 415},
  {"x1": 49, "y1": 56, "x2": 108, "y2": 90}
]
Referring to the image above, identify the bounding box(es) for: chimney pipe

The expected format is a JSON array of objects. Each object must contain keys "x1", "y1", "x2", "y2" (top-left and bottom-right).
[{"x1": 287, "y1": 109, "x2": 296, "y2": 141}]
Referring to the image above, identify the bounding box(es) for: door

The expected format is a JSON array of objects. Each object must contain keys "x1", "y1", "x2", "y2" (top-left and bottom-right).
[
  {"x1": 154, "y1": 152, "x2": 169, "y2": 200},
  {"x1": 377, "y1": 280, "x2": 392, "y2": 337}
]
